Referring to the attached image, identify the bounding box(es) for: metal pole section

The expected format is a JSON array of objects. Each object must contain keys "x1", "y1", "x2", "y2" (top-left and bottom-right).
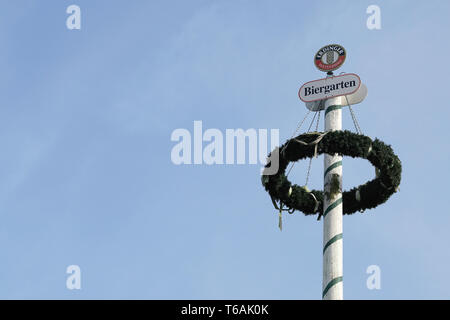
[{"x1": 322, "y1": 96, "x2": 343, "y2": 300}]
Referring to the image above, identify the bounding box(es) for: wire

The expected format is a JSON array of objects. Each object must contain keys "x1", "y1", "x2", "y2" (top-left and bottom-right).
[
  {"x1": 344, "y1": 95, "x2": 363, "y2": 134},
  {"x1": 280, "y1": 110, "x2": 311, "y2": 156},
  {"x1": 304, "y1": 110, "x2": 321, "y2": 185},
  {"x1": 286, "y1": 110, "x2": 321, "y2": 178}
]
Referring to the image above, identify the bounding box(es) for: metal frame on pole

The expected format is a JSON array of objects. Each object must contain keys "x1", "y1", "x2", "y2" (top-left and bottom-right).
[{"x1": 322, "y1": 93, "x2": 344, "y2": 300}]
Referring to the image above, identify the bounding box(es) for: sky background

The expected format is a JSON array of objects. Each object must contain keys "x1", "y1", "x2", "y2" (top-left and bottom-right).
[{"x1": 0, "y1": 0, "x2": 449, "y2": 299}]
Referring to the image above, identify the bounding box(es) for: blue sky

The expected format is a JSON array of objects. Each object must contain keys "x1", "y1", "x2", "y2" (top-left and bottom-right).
[{"x1": 1, "y1": 0, "x2": 450, "y2": 299}]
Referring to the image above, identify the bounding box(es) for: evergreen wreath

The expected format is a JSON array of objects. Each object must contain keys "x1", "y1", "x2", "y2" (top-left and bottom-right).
[{"x1": 261, "y1": 130, "x2": 401, "y2": 218}]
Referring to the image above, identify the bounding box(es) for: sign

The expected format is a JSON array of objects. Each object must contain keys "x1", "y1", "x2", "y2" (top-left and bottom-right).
[
  {"x1": 298, "y1": 73, "x2": 361, "y2": 103},
  {"x1": 314, "y1": 44, "x2": 346, "y2": 72},
  {"x1": 342, "y1": 83, "x2": 367, "y2": 105},
  {"x1": 305, "y1": 83, "x2": 367, "y2": 111}
]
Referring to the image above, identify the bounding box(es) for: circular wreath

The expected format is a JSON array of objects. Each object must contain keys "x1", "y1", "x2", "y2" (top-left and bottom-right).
[{"x1": 261, "y1": 130, "x2": 401, "y2": 217}]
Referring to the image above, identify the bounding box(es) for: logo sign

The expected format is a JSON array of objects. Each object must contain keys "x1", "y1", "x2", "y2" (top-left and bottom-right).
[
  {"x1": 314, "y1": 44, "x2": 346, "y2": 72},
  {"x1": 305, "y1": 83, "x2": 367, "y2": 111},
  {"x1": 299, "y1": 73, "x2": 361, "y2": 103}
]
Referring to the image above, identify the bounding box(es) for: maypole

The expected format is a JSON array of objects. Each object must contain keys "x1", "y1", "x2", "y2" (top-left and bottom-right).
[
  {"x1": 261, "y1": 44, "x2": 402, "y2": 300},
  {"x1": 322, "y1": 94, "x2": 343, "y2": 300}
]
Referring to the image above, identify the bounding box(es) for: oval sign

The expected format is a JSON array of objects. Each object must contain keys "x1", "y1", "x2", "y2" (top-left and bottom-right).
[
  {"x1": 304, "y1": 83, "x2": 368, "y2": 111},
  {"x1": 298, "y1": 73, "x2": 361, "y2": 103},
  {"x1": 314, "y1": 44, "x2": 346, "y2": 72}
]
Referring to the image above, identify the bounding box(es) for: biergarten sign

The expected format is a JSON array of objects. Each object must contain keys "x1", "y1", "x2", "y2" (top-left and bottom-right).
[{"x1": 298, "y1": 73, "x2": 361, "y2": 103}]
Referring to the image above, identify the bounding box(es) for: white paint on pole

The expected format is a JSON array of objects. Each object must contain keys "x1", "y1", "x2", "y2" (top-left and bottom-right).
[{"x1": 322, "y1": 96, "x2": 344, "y2": 300}]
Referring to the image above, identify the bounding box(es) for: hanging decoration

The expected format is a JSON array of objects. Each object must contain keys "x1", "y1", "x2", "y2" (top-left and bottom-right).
[{"x1": 261, "y1": 130, "x2": 402, "y2": 218}]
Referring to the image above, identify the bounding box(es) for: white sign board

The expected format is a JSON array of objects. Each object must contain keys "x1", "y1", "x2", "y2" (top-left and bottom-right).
[
  {"x1": 299, "y1": 73, "x2": 361, "y2": 103},
  {"x1": 305, "y1": 83, "x2": 367, "y2": 111},
  {"x1": 342, "y1": 83, "x2": 367, "y2": 105}
]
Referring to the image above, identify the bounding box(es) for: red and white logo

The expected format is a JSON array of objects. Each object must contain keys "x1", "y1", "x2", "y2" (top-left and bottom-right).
[{"x1": 314, "y1": 44, "x2": 346, "y2": 72}]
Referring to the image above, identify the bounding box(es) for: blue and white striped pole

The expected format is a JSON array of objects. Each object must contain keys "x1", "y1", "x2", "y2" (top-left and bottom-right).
[{"x1": 322, "y1": 96, "x2": 344, "y2": 300}]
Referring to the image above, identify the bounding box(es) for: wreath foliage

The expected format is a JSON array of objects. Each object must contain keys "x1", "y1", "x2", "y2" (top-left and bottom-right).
[{"x1": 261, "y1": 130, "x2": 402, "y2": 216}]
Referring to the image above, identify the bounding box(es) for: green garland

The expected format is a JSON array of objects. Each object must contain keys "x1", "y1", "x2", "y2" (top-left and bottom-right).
[{"x1": 261, "y1": 130, "x2": 402, "y2": 217}]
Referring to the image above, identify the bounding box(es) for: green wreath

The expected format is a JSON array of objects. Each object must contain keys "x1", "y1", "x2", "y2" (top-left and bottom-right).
[{"x1": 261, "y1": 130, "x2": 401, "y2": 218}]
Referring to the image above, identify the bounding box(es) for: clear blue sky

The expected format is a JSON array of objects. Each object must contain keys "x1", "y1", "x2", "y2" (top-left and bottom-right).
[{"x1": 1, "y1": 0, "x2": 449, "y2": 299}]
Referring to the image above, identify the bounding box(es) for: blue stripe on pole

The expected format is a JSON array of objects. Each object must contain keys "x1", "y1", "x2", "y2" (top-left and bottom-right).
[
  {"x1": 322, "y1": 276, "x2": 343, "y2": 298},
  {"x1": 324, "y1": 160, "x2": 342, "y2": 178},
  {"x1": 325, "y1": 105, "x2": 341, "y2": 117},
  {"x1": 323, "y1": 197, "x2": 342, "y2": 218},
  {"x1": 323, "y1": 233, "x2": 343, "y2": 254}
]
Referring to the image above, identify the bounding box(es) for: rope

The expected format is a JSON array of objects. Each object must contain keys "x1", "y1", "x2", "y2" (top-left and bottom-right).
[
  {"x1": 280, "y1": 110, "x2": 311, "y2": 156},
  {"x1": 339, "y1": 71, "x2": 363, "y2": 135},
  {"x1": 305, "y1": 110, "x2": 321, "y2": 185},
  {"x1": 286, "y1": 111, "x2": 320, "y2": 177},
  {"x1": 344, "y1": 95, "x2": 363, "y2": 135},
  {"x1": 306, "y1": 110, "x2": 318, "y2": 133},
  {"x1": 272, "y1": 109, "x2": 321, "y2": 229},
  {"x1": 293, "y1": 131, "x2": 328, "y2": 158},
  {"x1": 270, "y1": 195, "x2": 294, "y2": 231}
]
